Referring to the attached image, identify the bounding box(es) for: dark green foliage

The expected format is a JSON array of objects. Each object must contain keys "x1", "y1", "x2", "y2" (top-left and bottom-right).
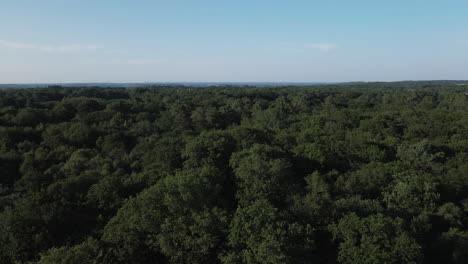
[
  {"x1": 230, "y1": 144, "x2": 294, "y2": 206},
  {"x1": 0, "y1": 83, "x2": 467, "y2": 263},
  {"x1": 221, "y1": 199, "x2": 315, "y2": 264},
  {"x1": 35, "y1": 238, "x2": 101, "y2": 264},
  {"x1": 331, "y1": 213, "x2": 422, "y2": 264},
  {"x1": 383, "y1": 172, "x2": 440, "y2": 215}
]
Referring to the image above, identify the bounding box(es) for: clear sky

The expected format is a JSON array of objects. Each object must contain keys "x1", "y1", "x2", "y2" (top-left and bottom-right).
[{"x1": 1, "y1": 0, "x2": 467, "y2": 83}]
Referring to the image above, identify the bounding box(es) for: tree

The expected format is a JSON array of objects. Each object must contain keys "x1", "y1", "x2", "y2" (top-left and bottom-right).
[
  {"x1": 14, "y1": 108, "x2": 45, "y2": 127},
  {"x1": 230, "y1": 144, "x2": 294, "y2": 207},
  {"x1": 330, "y1": 213, "x2": 422, "y2": 264},
  {"x1": 221, "y1": 199, "x2": 314, "y2": 264},
  {"x1": 396, "y1": 140, "x2": 444, "y2": 172},
  {"x1": 34, "y1": 238, "x2": 101, "y2": 264},
  {"x1": 336, "y1": 162, "x2": 396, "y2": 199},
  {"x1": 102, "y1": 166, "x2": 229, "y2": 264},
  {"x1": 182, "y1": 131, "x2": 235, "y2": 170},
  {"x1": 293, "y1": 171, "x2": 333, "y2": 226},
  {"x1": 383, "y1": 172, "x2": 440, "y2": 215}
]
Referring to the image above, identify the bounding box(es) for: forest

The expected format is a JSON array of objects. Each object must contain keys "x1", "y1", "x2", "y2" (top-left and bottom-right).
[{"x1": 0, "y1": 82, "x2": 467, "y2": 264}]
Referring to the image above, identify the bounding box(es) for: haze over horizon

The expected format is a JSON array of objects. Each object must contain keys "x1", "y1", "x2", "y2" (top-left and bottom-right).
[{"x1": 1, "y1": 0, "x2": 467, "y2": 83}]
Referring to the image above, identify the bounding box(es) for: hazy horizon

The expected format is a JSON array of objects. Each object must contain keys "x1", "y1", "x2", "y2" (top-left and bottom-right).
[
  {"x1": 0, "y1": 79, "x2": 468, "y2": 86},
  {"x1": 1, "y1": 0, "x2": 468, "y2": 83}
]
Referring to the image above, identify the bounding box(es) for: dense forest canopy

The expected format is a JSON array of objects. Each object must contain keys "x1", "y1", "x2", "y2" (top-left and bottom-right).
[{"x1": 0, "y1": 82, "x2": 467, "y2": 263}]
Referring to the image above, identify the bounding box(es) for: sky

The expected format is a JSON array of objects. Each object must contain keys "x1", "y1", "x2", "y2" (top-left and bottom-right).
[{"x1": 0, "y1": 0, "x2": 467, "y2": 83}]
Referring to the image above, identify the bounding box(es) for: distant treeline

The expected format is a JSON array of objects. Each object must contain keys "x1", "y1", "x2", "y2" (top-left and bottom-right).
[
  {"x1": 1, "y1": 79, "x2": 467, "y2": 89},
  {"x1": 0, "y1": 82, "x2": 467, "y2": 263}
]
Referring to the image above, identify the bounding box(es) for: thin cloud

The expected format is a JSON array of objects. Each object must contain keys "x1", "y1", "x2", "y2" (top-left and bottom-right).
[
  {"x1": 0, "y1": 40, "x2": 35, "y2": 49},
  {"x1": 40, "y1": 44, "x2": 99, "y2": 53},
  {"x1": 82, "y1": 58, "x2": 162, "y2": 65},
  {"x1": 126, "y1": 59, "x2": 161, "y2": 65},
  {"x1": 107, "y1": 49, "x2": 126, "y2": 54},
  {"x1": 277, "y1": 42, "x2": 305, "y2": 53},
  {"x1": 0, "y1": 40, "x2": 100, "y2": 53},
  {"x1": 304, "y1": 43, "x2": 339, "y2": 52}
]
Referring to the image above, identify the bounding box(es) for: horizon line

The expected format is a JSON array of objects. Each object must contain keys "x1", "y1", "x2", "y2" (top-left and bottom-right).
[{"x1": 1, "y1": 80, "x2": 468, "y2": 85}]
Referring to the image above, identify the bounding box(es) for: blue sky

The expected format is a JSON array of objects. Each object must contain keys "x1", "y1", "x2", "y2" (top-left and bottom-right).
[{"x1": 1, "y1": 0, "x2": 467, "y2": 83}]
